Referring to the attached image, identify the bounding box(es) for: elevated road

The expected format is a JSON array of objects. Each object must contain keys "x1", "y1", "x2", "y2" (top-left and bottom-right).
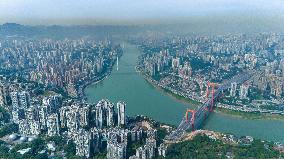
[{"x1": 165, "y1": 72, "x2": 253, "y2": 141}]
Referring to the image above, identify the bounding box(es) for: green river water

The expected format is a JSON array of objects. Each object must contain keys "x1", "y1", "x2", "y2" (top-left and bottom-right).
[{"x1": 85, "y1": 43, "x2": 284, "y2": 143}]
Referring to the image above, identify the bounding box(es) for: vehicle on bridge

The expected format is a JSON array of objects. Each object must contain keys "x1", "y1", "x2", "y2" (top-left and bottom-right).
[{"x1": 165, "y1": 72, "x2": 253, "y2": 141}]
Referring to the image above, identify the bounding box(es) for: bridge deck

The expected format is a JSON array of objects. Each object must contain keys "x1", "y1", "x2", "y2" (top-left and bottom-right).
[{"x1": 165, "y1": 72, "x2": 253, "y2": 141}]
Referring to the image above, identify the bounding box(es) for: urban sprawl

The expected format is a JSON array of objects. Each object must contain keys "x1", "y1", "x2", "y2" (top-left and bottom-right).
[
  {"x1": 0, "y1": 34, "x2": 284, "y2": 158},
  {"x1": 137, "y1": 33, "x2": 284, "y2": 115}
]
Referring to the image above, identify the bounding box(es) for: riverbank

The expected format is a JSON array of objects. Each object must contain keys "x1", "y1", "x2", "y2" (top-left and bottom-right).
[
  {"x1": 78, "y1": 58, "x2": 118, "y2": 100},
  {"x1": 135, "y1": 66, "x2": 201, "y2": 107},
  {"x1": 215, "y1": 107, "x2": 284, "y2": 120},
  {"x1": 84, "y1": 43, "x2": 284, "y2": 144},
  {"x1": 136, "y1": 66, "x2": 284, "y2": 121},
  {"x1": 78, "y1": 68, "x2": 112, "y2": 100}
]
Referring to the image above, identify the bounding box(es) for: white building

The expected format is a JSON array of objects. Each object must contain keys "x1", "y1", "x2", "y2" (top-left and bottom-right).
[
  {"x1": 158, "y1": 144, "x2": 167, "y2": 157},
  {"x1": 42, "y1": 95, "x2": 62, "y2": 114},
  {"x1": 117, "y1": 101, "x2": 126, "y2": 126},
  {"x1": 47, "y1": 113, "x2": 60, "y2": 136},
  {"x1": 230, "y1": 82, "x2": 237, "y2": 97},
  {"x1": 240, "y1": 83, "x2": 249, "y2": 99},
  {"x1": 18, "y1": 119, "x2": 30, "y2": 135},
  {"x1": 10, "y1": 92, "x2": 20, "y2": 110},
  {"x1": 0, "y1": 83, "x2": 7, "y2": 106},
  {"x1": 171, "y1": 57, "x2": 180, "y2": 69},
  {"x1": 95, "y1": 99, "x2": 114, "y2": 128},
  {"x1": 18, "y1": 91, "x2": 31, "y2": 109},
  {"x1": 74, "y1": 129, "x2": 91, "y2": 158},
  {"x1": 30, "y1": 121, "x2": 41, "y2": 135},
  {"x1": 62, "y1": 103, "x2": 90, "y2": 135},
  {"x1": 107, "y1": 139, "x2": 127, "y2": 159},
  {"x1": 38, "y1": 106, "x2": 48, "y2": 130}
]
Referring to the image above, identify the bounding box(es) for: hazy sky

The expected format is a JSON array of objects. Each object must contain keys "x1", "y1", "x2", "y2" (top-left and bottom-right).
[{"x1": 1, "y1": 0, "x2": 284, "y2": 25}]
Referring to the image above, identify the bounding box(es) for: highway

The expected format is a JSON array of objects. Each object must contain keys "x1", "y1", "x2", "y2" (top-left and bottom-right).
[{"x1": 165, "y1": 72, "x2": 253, "y2": 141}]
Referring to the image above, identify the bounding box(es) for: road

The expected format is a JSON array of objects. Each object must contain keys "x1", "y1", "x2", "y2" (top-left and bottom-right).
[{"x1": 165, "y1": 72, "x2": 253, "y2": 141}]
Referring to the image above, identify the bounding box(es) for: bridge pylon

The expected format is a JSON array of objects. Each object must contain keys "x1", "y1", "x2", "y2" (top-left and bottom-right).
[
  {"x1": 185, "y1": 109, "x2": 196, "y2": 131},
  {"x1": 206, "y1": 82, "x2": 219, "y2": 112}
]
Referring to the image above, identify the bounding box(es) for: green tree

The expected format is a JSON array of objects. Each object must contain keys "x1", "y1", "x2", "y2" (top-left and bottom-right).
[
  {"x1": 63, "y1": 141, "x2": 77, "y2": 158},
  {"x1": 46, "y1": 135, "x2": 65, "y2": 151},
  {"x1": 0, "y1": 107, "x2": 10, "y2": 124},
  {"x1": 0, "y1": 123, "x2": 18, "y2": 137}
]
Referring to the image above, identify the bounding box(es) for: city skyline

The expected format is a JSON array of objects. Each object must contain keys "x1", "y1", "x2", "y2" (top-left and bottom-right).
[{"x1": 1, "y1": 1, "x2": 284, "y2": 159}]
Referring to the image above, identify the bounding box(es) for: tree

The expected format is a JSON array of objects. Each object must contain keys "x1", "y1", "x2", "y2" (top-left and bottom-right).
[
  {"x1": 63, "y1": 141, "x2": 76, "y2": 158},
  {"x1": 34, "y1": 153, "x2": 48, "y2": 159},
  {"x1": 0, "y1": 107, "x2": 10, "y2": 124},
  {"x1": 0, "y1": 145, "x2": 9, "y2": 158},
  {"x1": 157, "y1": 128, "x2": 167, "y2": 145},
  {"x1": 166, "y1": 135, "x2": 281, "y2": 159},
  {"x1": 0, "y1": 123, "x2": 18, "y2": 137},
  {"x1": 30, "y1": 138, "x2": 45, "y2": 155},
  {"x1": 46, "y1": 135, "x2": 65, "y2": 151}
]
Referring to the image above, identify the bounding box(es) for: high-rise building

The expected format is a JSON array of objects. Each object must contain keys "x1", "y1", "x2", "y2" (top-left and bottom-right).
[
  {"x1": 106, "y1": 104, "x2": 114, "y2": 127},
  {"x1": 95, "y1": 99, "x2": 114, "y2": 128},
  {"x1": 95, "y1": 104, "x2": 103, "y2": 128},
  {"x1": 18, "y1": 119, "x2": 31, "y2": 135},
  {"x1": 38, "y1": 106, "x2": 48, "y2": 130},
  {"x1": 25, "y1": 106, "x2": 39, "y2": 122},
  {"x1": 240, "y1": 83, "x2": 249, "y2": 99},
  {"x1": 130, "y1": 128, "x2": 143, "y2": 142},
  {"x1": 107, "y1": 139, "x2": 127, "y2": 159},
  {"x1": 91, "y1": 127, "x2": 101, "y2": 153},
  {"x1": 18, "y1": 118, "x2": 40, "y2": 136},
  {"x1": 66, "y1": 108, "x2": 80, "y2": 135},
  {"x1": 42, "y1": 95, "x2": 62, "y2": 114},
  {"x1": 59, "y1": 106, "x2": 68, "y2": 128},
  {"x1": 150, "y1": 63, "x2": 156, "y2": 77},
  {"x1": 230, "y1": 82, "x2": 237, "y2": 97},
  {"x1": 171, "y1": 57, "x2": 180, "y2": 69},
  {"x1": 0, "y1": 83, "x2": 8, "y2": 106},
  {"x1": 74, "y1": 129, "x2": 91, "y2": 158},
  {"x1": 10, "y1": 91, "x2": 31, "y2": 110},
  {"x1": 158, "y1": 144, "x2": 167, "y2": 157},
  {"x1": 47, "y1": 113, "x2": 60, "y2": 136},
  {"x1": 11, "y1": 111, "x2": 20, "y2": 124},
  {"x1": 79, "y1": 106, "x2": 89, "y2": 127},
  {"x1": 178, "y1": 62, "x2": 192, "y2": 79},
  {"x1": 135, "y1": 141, "x2": 156, "y2": 159},
  {"x1": 145, "y1": 138, "x2": 156, "y2": 159},
  {"x1": 135, "y1": 147, "x2": 147, "y2": 159},
  {"x1": 12, "y1": 109, "x2": 25, "y2": 124},
  {"x1": 18, "y1": 91, "x2": 31, "y2": 109},
  {"x1": 117, "y1": 102, "x2": 126, "y2": 127},
  {"x1": 275, "y1": 80, "x2": 283, "y2": 97},
  {"x1": 129, "y1": 156, "x2": 139, "y2": 159},
  {"x1": 30, "y1": 121, "x2": 41, "y2": 135},
  {"x1": 131, "y1": 128, "x2": 157, "y2": 159},
  {"x1": 60, "y1": 103, "x2": 90, "y2": 136},
  {"x1": 10, "y1": 92, "x2": 19, "y2": 110}
]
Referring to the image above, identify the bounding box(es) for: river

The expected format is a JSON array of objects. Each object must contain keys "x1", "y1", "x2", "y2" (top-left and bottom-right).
[{"x1": 85, "y1": 43, "x2": 284, "y2": 143}]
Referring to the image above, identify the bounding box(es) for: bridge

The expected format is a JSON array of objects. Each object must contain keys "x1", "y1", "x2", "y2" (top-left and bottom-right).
[{"x1": 165, "y1": 72, "x2": 253, "y2": 141}]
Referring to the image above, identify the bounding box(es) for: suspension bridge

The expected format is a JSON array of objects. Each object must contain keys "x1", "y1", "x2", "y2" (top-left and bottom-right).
[{"x1": 165, "y1": 72, "x2": 253, "y2": 141}]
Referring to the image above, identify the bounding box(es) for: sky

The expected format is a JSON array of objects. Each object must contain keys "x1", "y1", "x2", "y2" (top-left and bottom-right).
[{"x1": 0, "y1": 0, "x2": 284, "y2": 25}]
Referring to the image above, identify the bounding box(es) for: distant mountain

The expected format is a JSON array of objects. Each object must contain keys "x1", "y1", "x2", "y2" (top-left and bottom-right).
[
  {"x1": 2, "y1": 23, "x2": 24, "y2": 28},
  {"x1": 0, "y1": 23, "x2": 36, "y2": 38},
  {"x1": 0, "y1": 23, "x2": 142, "y2": 39}
]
